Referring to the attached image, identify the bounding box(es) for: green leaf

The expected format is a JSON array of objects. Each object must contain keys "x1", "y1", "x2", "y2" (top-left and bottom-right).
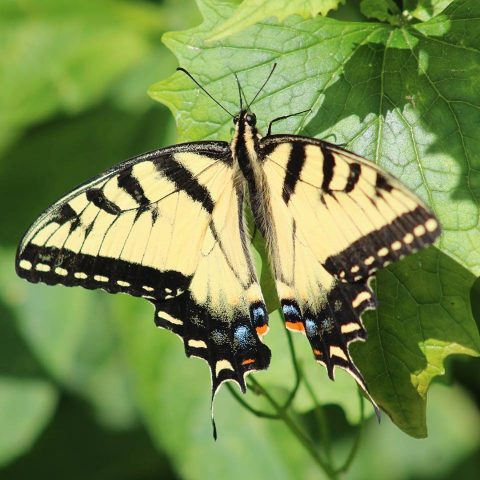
[
  {"x1": 0, "y1": 0, "x2": 186, "y2": 156},
  {"x1": 206, "y1": 0, "x2": 345, "y2": 41},
  {"x1": 0, "y1": 378, "x2": 57, "y2": 468},
  {"x1": 361, "y1": 1, "x2": 455, "y2": 24},
  {"x1": 360, "y1": 0, "x2": 401, "y2": 24},
  {"x1": 351, "y1": 249, "x2": 480, "y2": 437},
  {"x1": 150, "y1": 0, "x2": 480, "y2": 436},
  {"x1": 410, "y1": 0, "x2": 454, "y2": 21}
]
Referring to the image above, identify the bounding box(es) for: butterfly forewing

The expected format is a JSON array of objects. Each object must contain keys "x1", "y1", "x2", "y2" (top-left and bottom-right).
[{"x1": 16, "y1": 141, "x2": 270, "y2": 394}]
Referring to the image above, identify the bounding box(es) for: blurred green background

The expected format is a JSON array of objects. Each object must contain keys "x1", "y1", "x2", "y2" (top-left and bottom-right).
[{"x1": 1, "y1": 1, "x2": 479, "y2": 479}]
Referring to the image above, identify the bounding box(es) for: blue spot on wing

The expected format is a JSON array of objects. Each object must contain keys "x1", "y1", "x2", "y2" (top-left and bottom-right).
[
  {"x1": 234, "y1": 325, "x2": 252, "y2": 348},
  {"x1": 251, "y1": 305, "x2": 267, "y2": 325},
  {"x1": 305, "y1": 319, "x2": 317, "y2": 336},
  {"x1": 282, "y1": 303, "x2": 301, "y2": 319}
]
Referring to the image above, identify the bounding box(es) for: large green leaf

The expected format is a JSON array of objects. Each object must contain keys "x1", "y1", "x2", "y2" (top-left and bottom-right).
[
  {"x1": 206, "y1": 0, "x2": 345, "y2": 40},
  {"x1": 360, "y1": 0, "x2": 403, "y2": 24},
  {"x1": 0, "y1": 0, "x2": 194, "y2": 155},
  {"x1": 347, "y1": 383, "x2": 480, "y2": 478},
  {"x1": 351, "y1": 249, "x2": 479, "y2": 437},
  {"x1": 409, "y1": 0, "x2": 454, "y2": 21},
  {"x1": 149, "y1": 0, "x2": 480, "y2": 436},
  {"x1": 360, "y1": 1, "x2": 455, "y2": 24}
]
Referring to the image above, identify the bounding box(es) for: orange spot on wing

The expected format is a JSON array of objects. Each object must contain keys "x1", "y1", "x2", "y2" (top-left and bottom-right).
[
  {"x1": 256, "y1": 324, "x2": 268, "y2": 335},
  {"x1": 286, "y1": 321, "x2": 305, "y2": 332},
  {"x1": 313, "y1": 349, "x2": 322, "y2": 356},
  {"x1": 241, "y1": 358, "x2": 256, "y2": 366}
]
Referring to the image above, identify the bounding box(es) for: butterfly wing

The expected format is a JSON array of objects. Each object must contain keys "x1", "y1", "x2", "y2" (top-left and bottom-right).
[
  {"x1": 16, "y1": 142, "x2": 270, "y2": 394},
  {"x1": 259, "y1": 135, "x2": 440, "y2": 400}
]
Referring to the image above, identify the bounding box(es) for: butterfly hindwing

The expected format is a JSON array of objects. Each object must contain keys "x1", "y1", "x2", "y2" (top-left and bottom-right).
[
  {"x1": 16, "y1": 141, "x2": 270, "y2": 394},
  {"x1": 260, "y1": 135, "x2": 440, "y2": 399}
]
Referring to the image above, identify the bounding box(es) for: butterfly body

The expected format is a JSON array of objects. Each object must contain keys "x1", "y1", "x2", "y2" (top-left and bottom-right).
[{"x1": 16, "y1": 90, "x2": 440, "y2": 412}]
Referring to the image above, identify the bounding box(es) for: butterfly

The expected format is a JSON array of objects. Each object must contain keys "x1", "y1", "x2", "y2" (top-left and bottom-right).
[{"x1": 15, "y1": 65, "x2": 440, "y2": 419}]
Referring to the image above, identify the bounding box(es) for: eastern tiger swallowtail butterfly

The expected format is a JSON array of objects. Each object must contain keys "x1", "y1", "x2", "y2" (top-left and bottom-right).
[{"x1": 15, "y1": 65, "x2": 440, "y2": 423}]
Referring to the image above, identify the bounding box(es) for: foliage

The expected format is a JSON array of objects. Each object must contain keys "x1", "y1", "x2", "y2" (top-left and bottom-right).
[
  {"x1": 150, "y1": 0, "x2": 480, "y2": 439},
  {"x1": 206, "y1": 0, "x2": 346, "y2": 40},
  {"x1": 0, "y1": 0, "x2": 479, "y2": 479}
]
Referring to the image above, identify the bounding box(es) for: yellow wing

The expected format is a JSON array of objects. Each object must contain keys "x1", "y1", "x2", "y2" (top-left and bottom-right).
[
  {"x1": 16, "y1": 142, "x2": 270, "y2": 394},
  {"x1": 260, "y1": 135, "x2": 440, "y2": 402}
]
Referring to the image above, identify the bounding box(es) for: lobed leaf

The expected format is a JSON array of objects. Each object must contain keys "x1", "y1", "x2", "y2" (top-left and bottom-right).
[
  {"x1": 409, "y1": 0, "x2": 455, "y2": 21},
  {"x1": 206, "y1": 0, "x2": 345, "y2": 41},
  {"x1": 351, "y1": 249, "x2": 480, "y2": 437},
  {"x1": 150, "y1": 0, "x2": 480, "y2": 436},
  {"x1": 360, "y1": 0, "x2": 402, "y2": 24}
]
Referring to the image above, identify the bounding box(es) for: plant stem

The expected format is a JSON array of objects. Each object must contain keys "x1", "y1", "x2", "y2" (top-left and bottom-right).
[
  {"x1": 302, "y1": 373, "x2": 333, "y2": 466},
  {"x1": 226, "y1": 383, "x2": 279, "y2": 419},
  {"x1": 282, "y1": 329, "x2": 301, "y2": 409},
  {"x1": 249, "y1": 376, "x2": 338, "y2": 480},
  {"x1": 335, "y1": 391, "x2": 365, "y2": 474}
]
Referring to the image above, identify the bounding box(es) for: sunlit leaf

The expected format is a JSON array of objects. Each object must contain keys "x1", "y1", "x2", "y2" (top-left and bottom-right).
[
  {"x1": 150, "y1": 0, "x2": 480, "y2": 436},
  {"x1": 206, "y1": 0, "x2": 345, "y2": 41}
]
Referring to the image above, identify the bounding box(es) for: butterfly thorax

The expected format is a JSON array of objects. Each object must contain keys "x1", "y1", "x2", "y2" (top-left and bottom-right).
[
  {"x1": 231, "y1": 110, "x2": 261, "y2": 184},
  {"x1": 231, "y1": 110, "x2": 277, "y2": 265}
]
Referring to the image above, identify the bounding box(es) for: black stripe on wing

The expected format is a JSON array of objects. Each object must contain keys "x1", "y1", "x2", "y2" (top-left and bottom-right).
[
  {"x1": 282, "y1": 142, "x2": 306, "y2": 203},
  {"x1": 117, "y1": 166, "x2": 151, "y2": 208},
  {"x1": 345, "y1": 163, "x2": 361, "y2": 193},
  {"x1": 324, "y1": 206, "x2": 441, "y2": 282},
  {"x1": 16, "y1": 244, "x2": 191, "y2": 299},
  {"x1": 86, "y1": 189, "x2": 122, "y2": 215},
  {"x1": 320, "y1": 144, "x2": 335, "y2": 193},
  {"x1": 158, "y1": 155, "x2": 215, "y2": 214}
]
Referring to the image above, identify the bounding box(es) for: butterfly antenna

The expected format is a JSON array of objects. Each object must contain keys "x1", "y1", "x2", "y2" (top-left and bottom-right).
[
  {"x1": 177, "y1": 67, "x2": 233, "y2": 117},
  {"x1": 247, "y1": 63, "x2": 277, "y2": 109},
  {"x1": 233, "y1": 72, "x2": 243, "y2": 111},
  {"x1": 234, "y1": 72, "x2": 250, "y2": 112}
]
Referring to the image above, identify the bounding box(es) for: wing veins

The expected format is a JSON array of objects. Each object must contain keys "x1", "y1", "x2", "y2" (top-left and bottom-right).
[{"x1": 114, "y1": 160, "x2": 226, "y2": 215}]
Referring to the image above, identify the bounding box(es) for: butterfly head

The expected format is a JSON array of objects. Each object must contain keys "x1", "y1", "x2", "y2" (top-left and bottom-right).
[
  {"x1": 233, "y1": 110, "x2": 257, "y2": 128},
  {"x1": 231, "y1": 110, "x2": 259, "y2": 154}
]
